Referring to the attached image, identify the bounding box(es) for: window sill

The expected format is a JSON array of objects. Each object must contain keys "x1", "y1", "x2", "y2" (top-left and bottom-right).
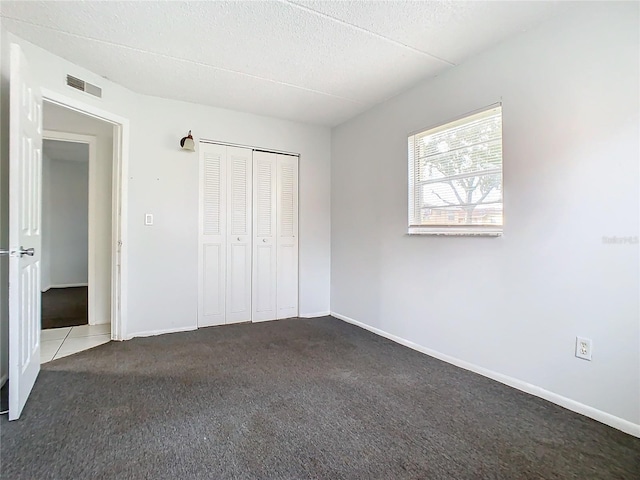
[{"x1": 407, "y1": 226, "x2": 503, "y2": 237}]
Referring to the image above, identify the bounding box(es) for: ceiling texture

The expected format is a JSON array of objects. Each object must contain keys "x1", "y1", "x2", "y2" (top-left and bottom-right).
[{"x1": 1, "y1": 1, "x2": 570, "y2": 126}]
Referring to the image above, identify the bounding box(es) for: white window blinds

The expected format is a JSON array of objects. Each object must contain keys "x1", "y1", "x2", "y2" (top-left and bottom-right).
[{"x1": 408, "y1": 105, "x2": 503, "y2": 235}]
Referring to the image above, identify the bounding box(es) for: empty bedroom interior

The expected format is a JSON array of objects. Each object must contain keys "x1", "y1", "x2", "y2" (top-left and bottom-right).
[{"x1": 0, "y1": 0, "x2": 638, "y2": 478}]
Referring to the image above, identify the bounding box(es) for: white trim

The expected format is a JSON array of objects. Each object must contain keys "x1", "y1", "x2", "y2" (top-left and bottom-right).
[
  {"x1": 408, "y1": 102, "x2": 502, "y2": 138},
  {"x1": 43, "y1": 130, "x2": 96, "y2": 143},
  {"x1": 41, "y1": 89, "x2": 129, "y2": 126},
  {"x1": 47, "y1": 283, "x2": 88, "y2": 289},
  {"x1": 200, "y1": 138, "x2": 300, "y2": 157},
  {"x1": 125, "y1": 325, "x2": 197, "y2": 340},
  {"x1": 112, "y1": 123, "x2": 129, "y2": 342},
  {"x1": 299, "y1": 311, "x2": 331, "y2": 318},
  {"x1": 407, "y1": 227, "x2": 503, "y2": 236},
  {"x1": 41, "y1": 88, "x2": 129, "y2": 341},
  {"x1": 43, "y1": 130, "x2": 98, "y2": 324},
  {"x1": 331, "y1": 311, "x2": 640, "y2": 438},
  {"x1": 251, "y1": 318, "x2": 276, "y2": 323}
]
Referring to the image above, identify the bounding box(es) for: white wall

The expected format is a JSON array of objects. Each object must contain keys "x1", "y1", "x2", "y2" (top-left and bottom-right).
[
  {"x1": 45, "y1": 155, "x2": 89, "y2": 287},
  {"x1": 43, "y1": 103, "x2": 114, "y2": 324},
  {"x1": 0, "y1": 0, "x2": 636, "y2": 434},
  {"x1": 0, "y1": 32, "x2": 331, "y2": 341},
  {"x1": 331, "y1": 2, "x2": 639, "y2": 430},
  {"x1": 125, "y1": 95, "x2": 331, "y2": 335}
]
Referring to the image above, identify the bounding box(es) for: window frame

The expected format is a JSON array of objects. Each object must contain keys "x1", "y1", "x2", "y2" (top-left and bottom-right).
[{"x1": 408, "y1": 104, "x2": 504, "y2": 237}]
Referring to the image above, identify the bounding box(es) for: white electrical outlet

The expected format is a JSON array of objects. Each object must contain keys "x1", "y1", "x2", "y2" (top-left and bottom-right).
[
  {"x1": 575, "y1": 336, "x2": 592, "y2": 361},
  {"x1": 144, "y1": 213, "x2": 153, "y2": 226}
]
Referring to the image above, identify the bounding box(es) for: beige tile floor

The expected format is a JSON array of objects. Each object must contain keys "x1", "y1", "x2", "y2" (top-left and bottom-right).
[{"x1": 41, "y1": 323, "x2": 111, "y2": 364}]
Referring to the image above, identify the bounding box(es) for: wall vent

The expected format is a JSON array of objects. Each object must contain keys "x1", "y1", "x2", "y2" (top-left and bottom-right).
[{"x1": 66, "y1": 75, "x2": 102, "y2": 98}]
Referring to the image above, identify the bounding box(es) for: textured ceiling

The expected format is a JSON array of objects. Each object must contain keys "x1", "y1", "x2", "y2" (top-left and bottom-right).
[{"x1": 1, "y1": 1, "x2": 569, "y2": 126}]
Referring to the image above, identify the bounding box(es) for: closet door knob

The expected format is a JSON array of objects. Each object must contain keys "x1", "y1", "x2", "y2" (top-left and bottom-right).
[
  {"x1": 263, "y1": 238, "x2": 267, "y2": 243},
  {"x1": 237, "y1": 237, "x2": 241, "y2": 241}
]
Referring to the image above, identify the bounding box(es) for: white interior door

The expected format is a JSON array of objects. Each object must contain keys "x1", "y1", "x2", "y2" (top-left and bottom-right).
[
  {"x1": 226, "y1": 146, "x2": 252, "y2": 324},
  {"x1": 276, "y1": 154, "x2": 299, "y2": 319},
  {"x1": 252, "y1": 151, "x2": 277, "y2": 322},
  {"x1": 8, "y1": 43, "x2": 43, "y2": 421},
  {"x1": 198, "y1": 143, "x2": 227, "y2": 327}
]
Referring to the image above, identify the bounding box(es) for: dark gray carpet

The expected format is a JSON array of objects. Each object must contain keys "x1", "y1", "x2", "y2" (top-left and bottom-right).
[
  {"x1": 41, "y1": 287, "x2": 88, "y2": 329},
  {"x1": 1, "y1": 317, "x2": 638, "y2": 479}
]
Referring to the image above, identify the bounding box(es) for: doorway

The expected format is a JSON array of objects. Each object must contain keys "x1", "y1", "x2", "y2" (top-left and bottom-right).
[
  {"x1": 41, "y1": 137, "x2": 90, "y2": 330},
  {"x1": 36, "y1": 98, "x2": 125, "y2": 363},
  {"x1": 39, "y1": 127, "x2": 112, "y2": 362}
]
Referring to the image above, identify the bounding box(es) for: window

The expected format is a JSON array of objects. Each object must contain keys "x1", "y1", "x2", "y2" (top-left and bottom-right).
[{"x1": 408, "y1": 105, "x2": 503, "y2": 235}]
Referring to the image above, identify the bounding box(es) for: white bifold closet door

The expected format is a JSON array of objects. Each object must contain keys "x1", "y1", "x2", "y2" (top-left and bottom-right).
[
  {"x1": 276, "y1": 154, "x2": 299, "y2": 319},
  {"x1": 198, "y1": 143, "x2": 252, "y2": 327},
  {"x1": 226, "y1": 147, "x2": 253, "y2": 323},
  {"x1": 252, "y1": 151, "x2": 298, "y2": 322}
]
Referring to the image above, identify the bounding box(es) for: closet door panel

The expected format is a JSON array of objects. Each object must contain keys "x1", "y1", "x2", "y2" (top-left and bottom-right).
[
  {"x1": 252, "y1": 151, "x2": 277, "y2": 322},
  {"x1": 203, "y1": 244, "x2": 224, "y2": 318},
  {"x1": 226, "y1": 146, "x2": 252, "y2": 324},
  {"x1": 198, "y1": 143, "x2": 226, "y2": 327},
  {"x1": 276, "y1": 154, "x2": 299, "y2": 319},
  {"x1": 254, "y1": 244, "x2": 275, "y2": 314}
]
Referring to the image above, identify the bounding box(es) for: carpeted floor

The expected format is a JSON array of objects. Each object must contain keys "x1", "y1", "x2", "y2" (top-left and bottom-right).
[
  {"x1": 1, "y1": 317, "x2": 638, "y2": 479},
  {"x1": 41, "y1": 287, "x2": 88, "y2": 329}
]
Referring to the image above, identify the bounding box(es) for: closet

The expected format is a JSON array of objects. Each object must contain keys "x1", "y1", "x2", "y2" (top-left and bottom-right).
[
  {"x1": 198, "y1": 142, "x2": 298, "y2": 327},
  {"x1": 252, "y1": 151, "x2": 299, "y2": 322}
]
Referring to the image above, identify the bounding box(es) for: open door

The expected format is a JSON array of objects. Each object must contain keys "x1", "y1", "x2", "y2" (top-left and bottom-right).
[{"x1": 8, "y1": 43, "x2": 43, "y2": 420}]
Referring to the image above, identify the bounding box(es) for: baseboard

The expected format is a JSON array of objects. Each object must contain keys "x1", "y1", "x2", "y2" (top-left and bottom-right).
[
  {"x1": 48, "y1": 283, "x2": 88, "y2": 289},
  {"x1": 89, "y1": 320, "x2": 110, "y2": 326},
  {"x1": 125, "y1": 325, "x2": 197, "y2": 340},
  {"x1": 0, "y1": 373, "x2": 7, "y2": 389},
  {"x1": 331, "y1": 311, "x2": 640, "y2": 438},
  {"x1": 299, "y1": 311, "x2": 331, "y2": 318}
]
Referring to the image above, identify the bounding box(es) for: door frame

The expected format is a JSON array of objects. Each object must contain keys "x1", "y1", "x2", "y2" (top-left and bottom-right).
[
  {"x1": 41, "y1": 130, "x2": 101, "y2": 324},
  {"x1": 41, "y1": 89, "x2": 129, "y2": 340}
]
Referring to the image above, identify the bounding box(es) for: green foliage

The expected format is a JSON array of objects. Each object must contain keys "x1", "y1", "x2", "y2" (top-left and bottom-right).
[{"x1": 419, "y1": 115, "x2": 502, "y2": 212}]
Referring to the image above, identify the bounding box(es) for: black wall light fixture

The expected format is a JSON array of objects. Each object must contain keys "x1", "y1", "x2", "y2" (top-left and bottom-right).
[{"x1": 180, "y1": 130, "x2": 195, "y2": 151}]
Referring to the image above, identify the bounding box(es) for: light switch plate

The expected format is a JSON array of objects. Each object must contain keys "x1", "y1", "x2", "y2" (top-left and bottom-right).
[{"x1": 144, "y1": 213, "x2": 153, "y2": 226}]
